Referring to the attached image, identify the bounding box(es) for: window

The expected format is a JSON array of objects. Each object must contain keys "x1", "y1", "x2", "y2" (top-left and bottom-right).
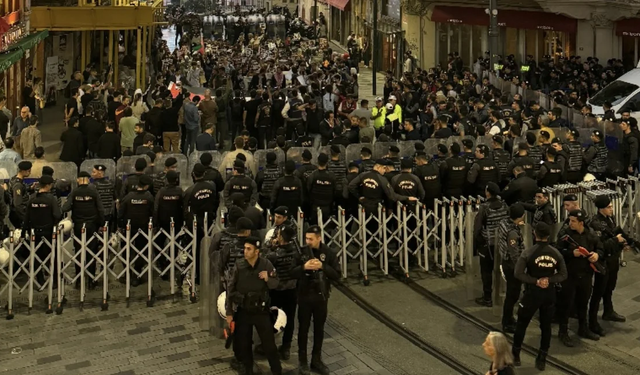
[{"x1": 590, "y1": 80, "x2": 639, "y2": 107}]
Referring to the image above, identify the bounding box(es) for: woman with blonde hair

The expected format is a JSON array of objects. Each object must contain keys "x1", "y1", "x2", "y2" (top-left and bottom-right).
[
  {"x1": 131, "y1": 89, "x2": 149, "y2": 121},
  {"x1": 482, "y1": 332, "x2": 515, "y2": 375}
]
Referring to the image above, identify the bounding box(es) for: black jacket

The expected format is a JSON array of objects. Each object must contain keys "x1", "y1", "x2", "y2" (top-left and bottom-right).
[
  {"x1": 60, "y1": 127, "x2": 85, "y2": 166},
  {"x1": 97, "y1": 132, "x2": 121, "y2": 162}
]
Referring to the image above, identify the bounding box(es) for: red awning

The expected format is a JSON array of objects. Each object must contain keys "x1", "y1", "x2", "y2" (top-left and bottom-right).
[
  {"x1": 431, "y1": 6, "x2": 577, "y2": 33},
  {"x1": 2, "y1": 11, "x2": 20, "y2": 26},
  {"x1": 617, "y1": 18, "x2": 640, "y2": 37},
  {"x1": 0, "y1": 18, "x2": 10, "y2": 34},
  {"x1": 328, "y1": 0, "x2": 349, "y2": 11}
]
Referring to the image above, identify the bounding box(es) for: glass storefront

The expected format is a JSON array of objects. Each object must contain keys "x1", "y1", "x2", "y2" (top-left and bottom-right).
[
  {"x1": 436, "y1": 23, "x2": 486, "y2": 69},
  {"x1": 621, "y1": 36, "x2": 638, "y2": 71}
]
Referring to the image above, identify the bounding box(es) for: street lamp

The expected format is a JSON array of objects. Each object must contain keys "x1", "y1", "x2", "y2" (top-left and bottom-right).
[{"x1": 486, "y1": 0, "x2": 498, "y2": 71}]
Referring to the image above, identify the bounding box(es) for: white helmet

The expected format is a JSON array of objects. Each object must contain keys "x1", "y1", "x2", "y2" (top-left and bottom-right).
[
  {"x1": 583, "y1": 173, "x2": 596, "y2": 182},
  {"x1": 0, "y1": 246, "x2": 9, "y2": 269},
  {"x1": 217, "y1": 292, "x2": 227, "y2": 319},
  {"x1": 270, "y1": 307, "x2": 287, "y2": 334},
  {"x1": 60, "y1": 218, "x2": 73, "y2": 235},
  {"x1": 12, "y1": 229, "x2": 22, "y2": 243}
]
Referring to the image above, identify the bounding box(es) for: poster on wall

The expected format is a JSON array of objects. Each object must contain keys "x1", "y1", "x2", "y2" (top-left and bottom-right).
[
  {"x1": 53, "y1": 33, "x2": 74, "y2": 89},
  {"x1": 45, "y1": 55, "x2": 58, "y2": 104}
]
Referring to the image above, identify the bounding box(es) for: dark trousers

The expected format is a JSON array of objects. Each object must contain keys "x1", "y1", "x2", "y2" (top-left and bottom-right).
[
  {"x1": 234, "y1": 308, "x2": 282, "y2": 375},
  {"x1": 297, "y1": 293, "x2": 328, "y2": 360},
  {"x1": 33, "y1": 230, "x2": 55, "y2": 286},
  {"x1": 270, "y1": 289, "x2": 297, "y2": 347},
  {"x1": 309, "y1": 204, "x2": 332, "y2": 226},
  {"x1": 180, "y1": 124, "x2": 187, "y2": 154},
  {"x1": 478, "y1": 245, "x2": 493, "y2": 300},
  {"x1": 513, "y1": 287, "x2": 555, "y2": 352},
  {"x1": 73, "y1": 223, "x2": 98, "y2": 281},
  {"x1": 258, "y1": 127, "x2": 269, "y2": 149},
  {"x1": 502, "y1": 264, "x2": 521, "y2": 326},
  {"x1": 590, "y1": 262, "x2": 619, "y2": 322},
  {"x1": 131, "y1": 226, "x2": 149, "y2": 277},
  {"x1": 558, "y1": 275, "x2": 593, "y2": 330}
]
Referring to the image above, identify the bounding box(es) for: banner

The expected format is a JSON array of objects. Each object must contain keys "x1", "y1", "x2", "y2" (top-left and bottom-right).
[
  {"x1": 45, "y1": 55, "x2": 58, "y2": 104},
  {"x1": 53, "y1": 33, "x2": 74, "y2": 89}
]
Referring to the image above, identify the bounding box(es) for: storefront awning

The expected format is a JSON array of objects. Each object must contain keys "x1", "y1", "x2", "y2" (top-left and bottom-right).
[
  {"x1": 0, "y1": 49, "x2": 24, "y2": 72},
  {"x1": 616, "y1": 18, "x2": 640, "y2": 37},
  {"x1": 319, "y1": 0, "x2": 350, "y2": 11},
  {"x1": 431, "y1": 6, "x2": 577, "y2": 33},
  {"x1": 15, "y1": 30, "x2": 49, "y2": 52}
]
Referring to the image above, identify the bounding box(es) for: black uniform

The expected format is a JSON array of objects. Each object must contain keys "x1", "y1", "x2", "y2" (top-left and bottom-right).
[
  {"x1": 497, "y1": 219, "x2": 524, "y2": 328},
  {"x1": 118, "y1": 189, "x2": 154, "y2": 278},
  {"x1": 442, "y1": 156, "x2": 467, "y2": 198},
  {"x1": 468, "y1": 158, "x2": 500, "y2": 196},
  {"x1": 184, "y1": 180, "x2": 218, "y2": 283},
  {"x1": 501, "y1": 174, "x2": 537, "y2": 206},
  {"x1": 493, "y1": 147, "x2": 511, "y2": 185},
  {"x1": 63, "y1": 184, "x2": 105, "y2": 285},
  {"x1": 152, "y1": 171, "x2": 169, "y2": 196},
  {"x1": 225, "y1": 257, "x2": 282, "y2": 375},
  {"x1": 295, "y1": 243, "x2": 340, "y2": 364},
  {"x1": 307, "y1": 169, "x2": 339, "y2": 224},
  {"x1": 528, "y1": 145, "x2": 544, "y2": 170},
  {"x1": 474, "y1": 197, "x2": 509, "y2": 303},
  {"x1": 271, "y1": 175, "x2": 303, "y2": 214},
  {"x1": 266, "y1": 242, "x2": 302, "y2": 350},
  {"x1": 256, "y1": 164, "x2": 283, "y2": 211},
  {"x1": 91, "y1": 177, "x2": 116, "y2": 230},
  {"x1": 8, "y1": 175, "x2": 28, "y2": 228},
  {"x1": 347, "y1": 170, "x2": 411, "y2": 214},
  {"x1": 295, "y1": 162, "x2": 317, "y2": 188},
  {"x1": 154, "y1": 183, "x2": 183, "y2": 271},
  {"x1": 413, "y1": 162, "x2": 443, "y2": 209},
  {"x1": 224, "y1": 175, "x2": 258, "y2": 208},
  {"x1": 119, "y1": 172, "x2": 145, "y2": 199},
  {"x1": 564, "y1": 141, "x2": 584, "y2": 183},
  {"x1": 585, "y1": 141, "x2": 608, "y2": 178},
  {"x1": 327, "y1": 159, "x2": 347, "y2": 203},
  {"x1": 507, "y1": 155, "x2": 536, "y2": 178},
  {"x1": 359, "y1": 159, "x2": 376, "y2": 174},
  {"x1": 391, "y1": 171, "x2": 425, "y2": 202},
  {"x1": 524, "y1": 201, "x2": 557, "y2": 232},
  {"x1": 556, "y1": 227, "x2": 604, "y2": 336},
  {"x1": 25, "y1": 191, "x2": 61, "y2": 286},
  {"x1": 513, "y1": 242, "x2": 567, "y2": 354},
  {"x1": 537, "y1": 160, "x2": 563, "y2": 187}
]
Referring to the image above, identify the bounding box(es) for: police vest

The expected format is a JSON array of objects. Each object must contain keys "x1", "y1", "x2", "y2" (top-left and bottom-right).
[
  {"x1": 394, "y1": 173, "x2": 419, "y2": 197},
  {"x1": 528, "y1": 146, "x2": 543, "y2": 171},
  {"x1": 225, "y1": 239, "x2": 245, "y2": 275},
  {"x1": 92, "y1": 178, "x2": 115, "y2": 214},
  {"x1": 271, "y1": 245, "x2": 298, "y2": 289},
  {"x1": 153, "y1": 171, "x2": 167, "y2": 195},
  {"x1": 492, "y1": 148, "x2": 511, "y2": 178},
  {"x1": 309, "y1": 170, "x2": 335, "y2": 206},
  {"x1": 360, "y1": 172, "x2": 385, "y2": 205},
  {"x1": 532, "y1": 203, "x2": 556, "y2": 227},
  {"x1": 274, "y1": 176, "x2": 302, "y2": 208},
  {"x1": 260, "y1": 166, "x2": 281, "y2": 197},
  {"x1": 588, "y1": 142, "x2": 608, "y2": 173},
  {"x1": 566, "y1": 142, "x2": 583, "y2": 172},
  {"x1": 539, "y1": 161, "x2": 562, "y2": 187},
  {"x1": 8, "y1": 176, "x2": 25, "y2": 208},
  {"x1": 513, "y1": 155, "x2": 535, "y2": 178},
  {"x1": 481, "y1": 202, "x2": 509, "y2": 246},
  {"x1": 287, "y1": 98, "x2": 303, "y2": 120},
  {"x1": 360, "y1": 159, "x2": 375, "y2": 173},
  {"x1": 416, "y1": 164, "x2": 442, "y2": 200},
  {"x1": 497, "y1": 219, "x2": 523, "y2": 264},
  {"x1": 227, "y1": 176, "x2": 253, "y2": 202},
  {"x1": 476, "y1": 159, "x2": 499, "y2": 192},
  {"x1": 444, "y1": 157, "x2": 466, "y2": 194},
  {"x1": 387, "y1": 157, "x2": 401, "y2": 172}
]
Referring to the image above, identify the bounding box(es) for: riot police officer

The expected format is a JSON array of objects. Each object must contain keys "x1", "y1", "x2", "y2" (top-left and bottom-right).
[
  {"x1": 584, "y1": 130, "x2": 607, "y2": 180},
  {"x1": 537, "y1": 148, "x2": 563, "y2": 188},
  {"x1": 391, "y1": 158, "x2": 424, "y2": 202},
  {"x1": 526, "y1": 132, "x2": 543, "y2": 171},
  {"x1": 307, "y1": 153, "x2": 338, "y2": 225},
  {"x1": 507, "y1": 142, "x2": 535, "y2": 178},
  {"x1": 119, "y1": 157, "x2": 148, "y2": 199},
  {"x1": 271, "y1": 160, "x2": 303, "y2": 214},
  {"x1": 512, "y1": 222, "x2": 567, "y2": 371},
  {"x1": 8, "y1": 160, "x2": 31, "y2": 228},
  {"x1": 523, "y1": 189, "x2": 557, "y2": 231},
  {"x1": 225, "y1": 236, "x2": 282, "y2": 375},
  {"x1": 327, "y1": 145, "x2": 346, "y2": 204},
  {"x1": 91, "y1": 164, "x2": 116, "y2": 231},
  {"x1": 461, "y1": 139, "x2": 475, "y2": 170},
  {"x1": 492, "y1": 135, "x2": 511, "y2": 187},
  {"x1": 556, "y1": 209, "x2": 604, "y2": 346},
  {"x1": 294, "y1": 149, "x2": 317, "y2": 188},
  {"x1": 224, "y1": 161, "x2": 258, "y2": 208},
  {"x1": 442, "y1": 143, "x2": 467, "y2": 198},
  {"x1": 589, "y1": 196, "x2": 627, "y2": 336},
  {"x1": 264, "y1": 206, "x2": 294, "y2": 252},
  {"x1": 24, "y1": 175, "x2": 61, "y2": 288},
  {"x1": 564, "y1": 129, "x2": 584, "y2": 183},
  {"x1": 497, "y1": 204, "x2": 525, "y2": 333},
  {"x1": 386, "y1": 145, "x2": 402, "y2": 172},
  {"x1": 200, "y1": 152, "x2": 225, "y2": 195},
  {"x1": 473, "y1": 182, "x2": 509, "y2": 307},
  {"x1": 501, "y1": 166, "x2": 537, "y2": 206},
  {"x1": 154, "y1": 171, "x2": 183, "y2": 275},
  {"x1": 210, "y1": 206, "x2": 244, "y2": 255},
  {"x1": 63, "y1": 171, "x2": 105, "y2": 290},
  {"x1": 468, "y1": 145, "x2": 500, "y2": 197},
  {"x1": 256, "y1": 152, "x2": 283, "y2": 211},
  {"x1": 118, "y1": 174, "x2": 154, "y2": 286},
  {"x1": 296, "y1": 226, "x2": 340, "y2": 375},
  {"x1": 266, "y1": 226, "x2": 301, "y2": 360},
  {"x1": 359, "y1": 146, "x2": 375, "y2": 173},
  {"x1": 153, "y1": 157, "x2": 178, "y2": 195},
  {"x1": 413, "y1": 151, "x2": 443, "y2": 210},
  {"x1": 221, "y1": 217, "x2": 254, "y2": 285}
]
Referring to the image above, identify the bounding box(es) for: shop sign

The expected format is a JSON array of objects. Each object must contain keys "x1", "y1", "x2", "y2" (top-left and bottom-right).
[{"x1": 0, "y1": 24, "x2": 25, "y2": 52}]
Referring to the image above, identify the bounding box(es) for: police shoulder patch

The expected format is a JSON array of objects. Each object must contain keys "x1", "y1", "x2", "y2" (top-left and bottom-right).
[
  {"x1": 320, "y1": 253, "x2": 326, "y2": 262},
  {"x1": 509, "y1": 239, "x2": 517, "y2": 246},
  {"x1": 16, "y1": 189, "x2": 20, "y2": 195}
]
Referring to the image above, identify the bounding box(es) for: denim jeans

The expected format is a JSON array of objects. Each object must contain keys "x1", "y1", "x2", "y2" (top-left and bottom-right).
[{"x1": 184, "y1": 127, "x2": 199, "y2": 156}]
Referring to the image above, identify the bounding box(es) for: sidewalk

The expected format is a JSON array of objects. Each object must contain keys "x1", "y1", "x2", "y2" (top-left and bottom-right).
[{"x1": 329, "y1": 40, "x2": 387, "y2": 104}]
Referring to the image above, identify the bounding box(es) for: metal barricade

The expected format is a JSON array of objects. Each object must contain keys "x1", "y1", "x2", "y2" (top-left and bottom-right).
[
  {"x1": 359, "y1": 204, "x2": 385, "y2": 285},
  {"x1": 317, "y1": 207, "x2": 348, "y2": 278}
]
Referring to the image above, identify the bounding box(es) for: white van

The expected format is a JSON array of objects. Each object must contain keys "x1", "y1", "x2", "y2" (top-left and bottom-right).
[{"x1": 589, "y1": 66, "x2": 640, "y2": 120}]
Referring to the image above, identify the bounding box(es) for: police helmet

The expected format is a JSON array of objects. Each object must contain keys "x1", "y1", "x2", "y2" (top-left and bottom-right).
[
  {"x1": 270, "y1": 307, "x2": 287, "y2": 334},
  {"x1": 12, "y1": 229, "x2": 22, "y2": 243},
  {"x1": 217, "y1": 292, "x2": 227, "y2": 319},
  {"x1": 583, "y1": 173, "x2": 596, "y2": 182},
  {"x1": 0, "y1": 246, "x2": 8, "y2": 268},
  {"x1": 60, "y1": 218, "x2": 73, "y2": 235}
]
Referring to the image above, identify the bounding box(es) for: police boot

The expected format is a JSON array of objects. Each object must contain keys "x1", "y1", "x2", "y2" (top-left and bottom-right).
[
  {"x1": 558, "y1": 326, "x2": 575, "y2": 347},
  {"x1": 254, "y1": 344, "x2": 265, "y2": 356},
  {"x1": 298, "y1": 361, "x2": 311, "y2": 375},
  {"x1": 278, "y1": 344, "x2": 290, "y2": 360},
  {"x1": 474, "y1": 296, "x2": 492, "y2": 307},
  {"x1": 577, "y1": 325, "x2": 600, "y2": 341},
  {"x1": 602, "y1": 310, "x2": 626, "y2": 322},
  {"x1": 512, "y1": 347, "x2": 521, "y2": 367},
  {"x1": 590, "y1": 320, "x2": 606, "y2": 337},
  {"x1": 310, "y1": 355, "x2": 329, "y2": 375},
  {"x1": 535, "y1": 350, "x2": 547, "y2": 371}
]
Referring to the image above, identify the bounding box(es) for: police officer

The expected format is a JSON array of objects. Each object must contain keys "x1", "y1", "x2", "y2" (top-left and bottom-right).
[
  {"x1": 118, "y1": 174, "x2": 154, "y2": 286},
  {"x1": 442, "y1": 143, "x2": 467, "y2": 199},
  {"x1": 91, "y1": 164, "x2": 116, "y2": 231},
  {"x1": 584, "y1": 130, "x2": 607, "y2": 180},
  {"x1": 347, "y1": 159, "x2": 416, "y2": 215},
  {"x1": 556, "y1": 209, "x2": 604, "y2": 346},
  {"x1": 266, "y1": 226, "x2": 301, "y2": 360},
  {"x1": 564, "y1": 129, "x2": 584, "y2": 183},
  {"x1": 413, "y1": 151, "x2": 443, "y2": 210},
  {"x1": 200, "y1": 152, "x2": 225, "y2": 195},
  {"x1": 327, "y1": 145, "x2": 346, "y2": 203},
  {"x1": 8, "y1": 160, "x2": 31, "y2": 228},
  {"x1": 154, "y1": 171, "x2": 183, "y2": 275},
  {"x1": 512, "y1": 222, "x2": 567, "y2": 371},
  {"x1": 492, "y1": 135, "x2": 511, "y2": 187},
  {"x1": 119, "y1": 157, "x2": 148, "y2": 199},
  {"x1": 391, "y1": 158, "x2": 424, "y2": 202},
  {"x1": 497, "y1": 204, "x2": 525, "y2": 333},
  {"x1": 523, "y1": 189, "x2": 557, "y2": 232},
  {"x1": 224, "y1": 161, "x2": 258, "y2": 208},
  {"x1": 386, "y1": 145, "x2": 402, "y2": 172},
  {"x1": 153, "y1": 157, "x2": 178, "y2": 195},
  {"x1": 501, "y1": 166, "x2": 537, "y2": 206},
  {"x1": 359, "y1": 147, "x2": 375, "y2": 173},
  {"x1": 473, "y1": 182, "x2": 509, "y2": 307},
  {"x1": 63, "y1": 171, "x2": 105, "y2": 290},
  {"x1": 264, "y1": 207, "x2": 294, "y2": 252},
  {"x1": 507, "y1": 142, "x2": 535, "y2": 178},
  {"x1": 468, "y1": 145, "x2": 499, "y2": 197},
  {"x1": 537, "y1": 148, "x2": 563, "y2": 188},
  {"x1": 271, "y1": 160, "x2": 303, "y2": 214},
  {"x1": 296, "y1": 226, "x2": 340, "y2": 375},
  {"x1": 461, "y1": 139, "x2": 475, "y2": 170},
  {"x1": 225, "y1": 236, "x2": 282, "y2": 375},
  {"x1": 294, "y1": 149, "x2": 317, "y2": 188},
  {"x1": 526, "y1": 132, "x2": 543, "y2": 171},
  {"x1": 210, "y1": 206, "x2": 244, "y2": 255},
  {"x1": 307, "y1": 153, "x2": 338, "y2": 225},
  {"x1": 588, "y1": 196, "x2": 627, "y2": 336},
  {"x1": 24, "y1": 175, "x2": 61, "y2": 288},
  {"x1": 256, "y1": 152, "x2": 283, "y2": 210},
  {"x1": 221, "y1": 217, "x2": 254, "y2": 286}
]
